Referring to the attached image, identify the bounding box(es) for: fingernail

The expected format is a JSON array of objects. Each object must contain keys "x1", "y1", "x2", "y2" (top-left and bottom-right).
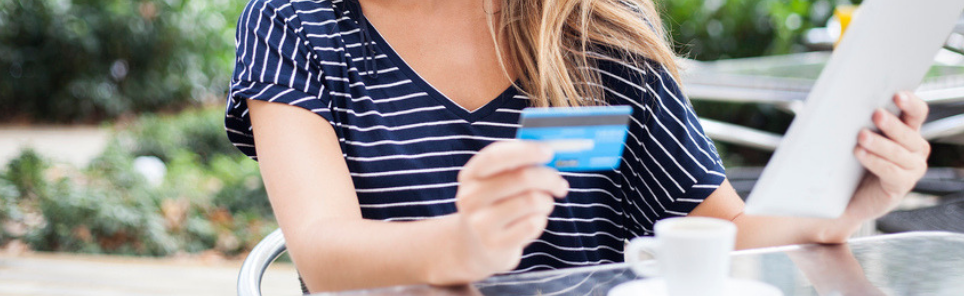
[
  {"x1": 897, "y1": 92, "x2": 909, "y2": 103},
  {"x1": 856, "y1": 148, "x2": 867, "y2": 157},
  {"x1": 860, "y1": 130, "x2": 873, "y2": 145},
  {"x1": 537, "y1": 144, "x2": 554, "y2": 160}
]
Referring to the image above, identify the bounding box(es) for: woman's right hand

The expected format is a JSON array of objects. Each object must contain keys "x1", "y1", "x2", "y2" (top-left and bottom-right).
[{"x1": 436, "y1": 141, "x2": 569, "y2": 284}]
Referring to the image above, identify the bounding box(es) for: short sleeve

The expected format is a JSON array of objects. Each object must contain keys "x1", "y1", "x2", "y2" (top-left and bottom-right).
[
  {"x1": 225, "y1": 0, "x2": 334, "y2": 160},
  {"x1": 597, "y1": 59, "x2": 726, "y2": 235}
]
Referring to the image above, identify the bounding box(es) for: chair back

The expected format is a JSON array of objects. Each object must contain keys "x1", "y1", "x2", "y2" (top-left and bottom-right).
[{"x1": 238, "y1": 228, "x2": 288, "y2": 296}]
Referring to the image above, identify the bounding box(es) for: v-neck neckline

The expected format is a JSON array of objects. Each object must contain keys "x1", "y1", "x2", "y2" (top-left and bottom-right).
[{"x1": 353, "y1": 7, "x2": 520, "y2": 122}]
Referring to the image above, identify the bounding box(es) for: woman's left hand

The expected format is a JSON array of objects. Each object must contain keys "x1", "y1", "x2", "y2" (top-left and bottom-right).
[{"x1": 845, "y1": 92, "x2": 931, "y2": 222}]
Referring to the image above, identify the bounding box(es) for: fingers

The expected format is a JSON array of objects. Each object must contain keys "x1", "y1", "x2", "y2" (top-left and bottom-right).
[
  {"x1": 458, "y1": 166, "x2": 569, "y2": 212},
  {"x1": 854, "y1": 147, "x2": 909, "y2": 187},
  {"x1": 500, "y1": 214, "x2": 549, "y2": 248},
  {"x1": 475, "y1": 190, "x2": 555, "y2": 230},
  {"x1": 465, "y1": 191, "x2": 553, "y2": 251},
  {"x1": 872, "y1": 109, "x2": 930, "y2": 157},
  {"x1": 856, "y1": 129, "x2": 922, "y2": 170},
  {"x1": 460, "y1": 141, "x2": 553, "y2": 181},
  {"x1": 894, "y1": 92, "x2": 929, "y2": 131}
]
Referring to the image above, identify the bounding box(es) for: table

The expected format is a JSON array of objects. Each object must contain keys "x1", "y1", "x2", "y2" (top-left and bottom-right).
[{"x1": 316, "y1": 232, "x2": 964, "y2": 296}]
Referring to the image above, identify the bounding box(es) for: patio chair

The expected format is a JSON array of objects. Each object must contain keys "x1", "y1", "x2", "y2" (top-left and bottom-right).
[
  {"x1": 877, "y1": 193, "x2": 964, "y2": 234},
  {"x1": 237, "y1": 228, "x2": 308, "y2": 296}
]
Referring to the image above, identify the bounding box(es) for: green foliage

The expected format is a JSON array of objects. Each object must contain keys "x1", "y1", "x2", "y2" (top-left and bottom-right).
[
  {"x1": 26, "y1": 175, "x2": 178, "y2": 255},
  {"x1": 0, "y1": 107, "x2": 272, "y2": 256},
  {"x1": 4, "y1": 148, "x2": 47, "y2": 200},
  {"x1": 124, "y1": 107, "x2": 239, "y2": 165},
  {"x1": 0, "y1": 0, "x2": 245, "y2": 123},
  {"x1": 661, "y1": 0, "x2": 839, "y2": 60}
]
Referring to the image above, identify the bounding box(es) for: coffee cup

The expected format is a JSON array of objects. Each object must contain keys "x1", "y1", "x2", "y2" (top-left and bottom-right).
[{"x1": 625, "y1": 217, "x2": 737, "y2": 296}]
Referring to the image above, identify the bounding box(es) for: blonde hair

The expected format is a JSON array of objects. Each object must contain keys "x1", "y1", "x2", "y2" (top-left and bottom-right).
[{"x1": 486, "y1": 0, "x2": 679, "y2": 107}]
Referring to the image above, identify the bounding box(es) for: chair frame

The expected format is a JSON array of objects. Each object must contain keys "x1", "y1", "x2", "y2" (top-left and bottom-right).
[{"x1": 237, "y1": 228, "x2": 288, "y2": 296}]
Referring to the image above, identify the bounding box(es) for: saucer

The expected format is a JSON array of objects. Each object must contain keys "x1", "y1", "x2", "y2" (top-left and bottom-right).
[{"x1": 608, "y1": 278, "x2": 783, "y2": 296}]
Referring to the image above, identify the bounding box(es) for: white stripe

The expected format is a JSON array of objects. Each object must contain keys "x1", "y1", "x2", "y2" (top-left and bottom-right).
[
  {"x1": 356, "y1": 67, "x2": 399, "y2": 76},
  {"x1": 548, "y1": 215, "x2": 622, "y2": 228},
  {"x1": 344, "y1": 135, "x2": 509, "y2": 147},
  {"x1": 319, "y1": 60, "x2": 347, "y2": 66},
  {"x1": 646, "y1": 63, "x2": 719, "y2": 164},
  {"x1": 334, "y1": 91, "x2": 427, "y2": 104},
  {"x1": 294, "y1": 7, "x2": 334, "y2": 14},
  {"x1": 643, "y1": 82, "x2": 711, "y2": 173},
  {"x1": 364, "y1": 79, "x2": 412, "y2": 90},
  {"x1": 530, "y1": 239, "x2": 624, "y2": 253},
  {"x1": 567, "y1": 187, "x2": 619, "y2": 200},
  {"x1": 495, "y1": 108, "x2": 522, "y2": 113},
  {"x1": 306, "y1": 28, "x2": 360, "y2": 39},
  {"x1": 520, "y1": 252, "x2": 613, "y2": 266},
  {"x1": 618, "y1": 167, "x2": 658, "y2": 225},
  {"x1": 312, "y1": 46, "x2": 345, "y2": 52},
  {"x1": 334, "y1": 119, "x2": 468, "y2": 132},
  {"x1": 332, "y1": 105, "x2": 445, "y2": 118},
  {"x1": 300, "y1": 18, "x2": 342, "y2": 27},
  {"x1": 289, "y1": 96, "x2": 315, "y2": 106},
  {"x1": 346, "y1": 150, "x2": 477, "y2": 162},
  {"x1": 621, "y1": 135, "x2": 677, "y2": 206},
  {"x1": 351, "y1": 54, "x2": 389, "y2": 63},
  {"x1": 267, "y1": 88, "x2": 295, "y2": 102},
  {"x1": 355, "y1": 182, "x2": 458, "y2": 194},
  {"x1": 628, "y1": 117, "x2": 690, "y2": 190},
  {"x1": 357, "y1": 196, "x2": 457, "y2": 208},
  {"x1": 350, "y1": 166, "x2": 461, "y2": 177},
  {"x1": 225, "y1": 127, "x2": 252, "y2": 137},
  {"x1": 257, "y1": 5, "x2": 278, "y2": 82},
  {"x1": 559, "y1": 172, "x2": 619, "y2": 188},
  {"x1": 542, "y1": 228, "x2": 621, "y2": 241},
  {"x1": 471, "y1": 122, "x2": 520, "y2": 128}
]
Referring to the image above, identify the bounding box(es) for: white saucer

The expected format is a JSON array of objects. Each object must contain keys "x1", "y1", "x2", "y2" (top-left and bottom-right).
[{"x1": 608, "y1": 278, "x2": 783, "y2": 296}]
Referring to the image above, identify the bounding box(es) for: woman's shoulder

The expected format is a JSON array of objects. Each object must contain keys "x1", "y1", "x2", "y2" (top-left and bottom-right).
[
  {"x1": 588, "y1": 51, "x2": 683, "y2": 107},
  {"x1": 239, "y1": 0, "x2": 343, "y2": 30}
]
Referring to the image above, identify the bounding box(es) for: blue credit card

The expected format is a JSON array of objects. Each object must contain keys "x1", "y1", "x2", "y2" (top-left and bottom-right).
[{"x1": 516, "y1": 106, "x2": 633, "y2": 172}]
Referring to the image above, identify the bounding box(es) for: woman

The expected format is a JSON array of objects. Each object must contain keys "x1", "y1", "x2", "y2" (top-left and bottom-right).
[{"x1": 225, "y1": 0, "x2": 931, "y2": 292}]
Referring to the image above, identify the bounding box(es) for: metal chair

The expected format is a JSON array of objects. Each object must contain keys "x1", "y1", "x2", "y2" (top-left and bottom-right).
[{"x1": 237, "y1": 228, "x2": 290, "y2": 296}]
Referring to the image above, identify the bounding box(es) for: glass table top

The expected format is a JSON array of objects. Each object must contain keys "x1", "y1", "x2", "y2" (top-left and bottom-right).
[{"x1": 317, "y1": 232, "x2": 964, "y2": 296}]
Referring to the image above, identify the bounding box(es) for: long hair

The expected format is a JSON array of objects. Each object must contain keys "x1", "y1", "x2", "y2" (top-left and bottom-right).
[{"x1": 486, "y1": 0, "x2": 679, "y2": 107}]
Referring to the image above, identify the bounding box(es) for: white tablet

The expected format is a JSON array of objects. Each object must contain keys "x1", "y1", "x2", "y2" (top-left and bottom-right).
[{"x1": 744, "y1": 0, "x2": 964, "y2": 218}]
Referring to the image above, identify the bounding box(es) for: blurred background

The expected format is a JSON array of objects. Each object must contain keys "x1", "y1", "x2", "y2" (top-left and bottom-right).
[{"x1": 1, "y1": 0, "x2": 962, "y2": 294}]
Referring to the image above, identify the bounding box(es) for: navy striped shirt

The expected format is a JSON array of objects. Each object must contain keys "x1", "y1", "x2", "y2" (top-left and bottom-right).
[{"x1": 225, "y1": 0, "x2": 725, "y2": 273}]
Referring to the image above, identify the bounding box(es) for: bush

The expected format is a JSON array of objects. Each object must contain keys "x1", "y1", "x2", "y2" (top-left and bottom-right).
[
  {"x1": 662, "y1": 0, "x2": 843, "y2": 60},
  {"x1": 0, "y1": 0, "x2": 245, "y2": 123},
  {"x1": 0, "y1": 106, "x2": 272, "y2": 257},
  {"x1": 123, "y1": 107, "x2": 240, "y2": 165}
]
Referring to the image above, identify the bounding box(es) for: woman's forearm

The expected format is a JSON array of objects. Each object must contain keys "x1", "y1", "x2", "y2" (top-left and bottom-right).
[
  {"x1": 691, "y1": 180, "x2": 864, "y2": 250},
  {"x1": 731, "y1": 211, "x2": 862, "y2": 250},
  {"x1": 290, "y1": 214, "x2": 473, "y2": 292}
]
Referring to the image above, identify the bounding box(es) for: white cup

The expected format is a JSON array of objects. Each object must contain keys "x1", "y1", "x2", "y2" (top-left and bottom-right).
[{"x1": 625, "y1": 217, "x2": 737, "y2": 296}]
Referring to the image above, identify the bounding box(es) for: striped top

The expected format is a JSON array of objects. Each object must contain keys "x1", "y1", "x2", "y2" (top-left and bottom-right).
[{"x1": 225, "y1": 0, "x2": 726, "y2": 273}]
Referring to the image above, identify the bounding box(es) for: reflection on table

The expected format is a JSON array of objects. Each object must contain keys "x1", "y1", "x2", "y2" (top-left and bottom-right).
[{"x1": 315, "y1": 232, "x2": 964, "y2": 296}]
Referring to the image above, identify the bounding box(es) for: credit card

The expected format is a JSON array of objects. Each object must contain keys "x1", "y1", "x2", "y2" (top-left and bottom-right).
[{"x1": 516, "y1": 106, "x2": 633, "y2": 172}]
